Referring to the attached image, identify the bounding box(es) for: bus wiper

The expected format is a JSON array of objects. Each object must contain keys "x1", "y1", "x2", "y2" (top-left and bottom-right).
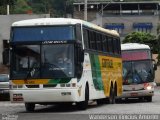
[{"x1": 24, "y1": 63, "x2": 39, "y2": 81}]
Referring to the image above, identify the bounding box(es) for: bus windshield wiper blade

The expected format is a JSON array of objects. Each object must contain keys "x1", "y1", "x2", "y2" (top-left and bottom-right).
[{"x1": 24, "y1": 63, "x2": 39, "y2": 80}]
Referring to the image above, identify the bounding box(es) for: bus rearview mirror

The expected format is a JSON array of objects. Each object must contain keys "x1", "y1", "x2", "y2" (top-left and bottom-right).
[{"x1": 152, "y1": 59, "x2": 157, "y2": 71}]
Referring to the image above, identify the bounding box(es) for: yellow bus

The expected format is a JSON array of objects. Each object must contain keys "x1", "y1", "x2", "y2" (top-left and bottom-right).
[{"x1": 9, "y1": 18, "x2": 122, "y2": 111}]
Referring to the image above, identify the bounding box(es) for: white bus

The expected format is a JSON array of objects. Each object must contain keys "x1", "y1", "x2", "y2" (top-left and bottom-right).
[
  {"x1": 121, "y1": 43, "x2": 157, "y2": 102},
  {"x1": 9, "y1": 18, "x2": 123, "y2": 111}
]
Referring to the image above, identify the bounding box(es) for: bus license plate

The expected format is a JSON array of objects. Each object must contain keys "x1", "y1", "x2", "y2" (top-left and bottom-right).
[{"x1": 131, "y1": 93, "x2": 138, "y2": 96}]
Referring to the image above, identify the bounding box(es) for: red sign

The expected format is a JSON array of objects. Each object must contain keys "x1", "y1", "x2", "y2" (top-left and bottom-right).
[{"x1": 122, "y1": 51, "x2": 150, "y2": 61}]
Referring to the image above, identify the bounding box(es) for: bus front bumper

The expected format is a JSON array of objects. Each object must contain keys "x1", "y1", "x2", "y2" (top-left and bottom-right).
[
  {"x1": 10, "y1": 88, "x2": 82, "y2": 103},
  {"x1": 119, "y1": 89, "x2": 154, "y2": 98}
]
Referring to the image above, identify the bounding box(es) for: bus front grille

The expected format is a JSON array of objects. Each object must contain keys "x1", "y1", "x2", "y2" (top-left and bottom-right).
[
  {"x1": 43, "y1": 84, "x2": 57, "y2": 88},
  {"x1": 25, "y1": 85, "x2": 39, "y2": 88}
]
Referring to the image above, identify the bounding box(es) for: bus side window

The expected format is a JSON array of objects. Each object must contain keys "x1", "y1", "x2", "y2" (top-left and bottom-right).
[
  {"x1": 93, "y1": 31, "x2": 96, "y2": 50},
  {"x1": 118, "y1": 39, "x2": 121, "y2": 55},
  {"x1": 89, "y1": 31, "x2": 96, "y2": 50},
  {"x1": 108, "y1": 37, "x2": 113, "y2": 54},
  {"x1": 102, "y1": 35, "x2": 107, "y2": 52},
  {"x1": 106, "y1": 36, "x2": 109, "y2": 52},
  {"x1": 113, "y1": 38, "x2": 118, "y2": 54},
  {"x1": 96, "y1": 33, "x2": 102, "y2": 51},
  {"x1": 83, "y1": 28, "x2": 89, "y2": 49}
]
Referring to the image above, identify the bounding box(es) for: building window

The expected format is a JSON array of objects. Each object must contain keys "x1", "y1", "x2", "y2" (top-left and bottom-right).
[
  {"x1": 104, "y1": 23, "x2": 124, "y2": 34},
  {"x1": 133, "y1": 23, "x2": 152, "y2": 33}
]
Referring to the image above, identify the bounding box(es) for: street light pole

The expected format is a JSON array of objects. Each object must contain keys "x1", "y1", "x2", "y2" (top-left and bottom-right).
[{"x1": 84, "y1": 0, "x2": 87, "y2": 21}]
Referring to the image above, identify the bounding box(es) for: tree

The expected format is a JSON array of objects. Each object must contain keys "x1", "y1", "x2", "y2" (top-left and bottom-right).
[
  {"x1": 27, "y1": 0, "x2": 53, "y2": 14},
  {"x1": 122, "y1": 31, "x2": 158, "y2": 53},
  {"x1": 122, "y1": 31, "x2": 156, "y2": 44},
  {"x1": 13, "y1": 0, "x2": 32, "y2": 14},
  {"x1": 1, "y1": 0, "x2": 74, "y2": 16},
  {"x1": 51, "y1": 0, "x2": 74, "y2": 17},
  {"x1": 0, "y1": 0, "x2": 15, "y2": 14},
  {"x1": 156, "y1": 24, "x2": 160, "y2": 65},
  {"x1": 27, "y1": 0, "x2": 73, "y2": 17}
]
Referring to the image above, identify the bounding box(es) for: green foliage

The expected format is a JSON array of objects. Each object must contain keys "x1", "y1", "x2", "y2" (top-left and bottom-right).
[
  {"x1": 0, "y1": 0, "x2": 74, "y2": 16},
  {"x1": 27, "y1": 0, "x2": 52, "y2": 14},
  {"x1": 0, "y1": 6, "x2": 6, "y2": 14},
  {"x1": 122, "y1": 31, "x2": 156, "y2": 44},
  {"x1": 0, "y1": 0, "x2": 15, "y2": 14},
  {"x1": 0, "y1": 0, "x2": 14, "y2": 6},
  {"x1": 52, "y1": 0, "x2": 74, "y2": 17},
  {"x1": 157, "y1": 51, "x2": 160, "y2": 65},
  {"x1": 122, "y1": 31, "x2": 158, "y2": 53},
  {"x1": 156, "y1": 23, "x2": 160, "y2": 65},
  {"x1": 14, "y1": 0, "x2": 32, "y2": 14}
]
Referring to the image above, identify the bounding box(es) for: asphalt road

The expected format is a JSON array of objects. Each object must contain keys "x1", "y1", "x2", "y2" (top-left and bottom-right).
[{"x1": 0, "y1": 87, "x2": 160, "y2": 120}]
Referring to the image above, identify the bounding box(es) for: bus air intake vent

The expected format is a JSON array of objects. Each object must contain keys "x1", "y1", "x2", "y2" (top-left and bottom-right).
[
  {"x1": 43, "y1": 84, "x2": 57, "y2": 88},
  {"x1": 26, "y1": 85, "x2": 39, "y2": 88}
]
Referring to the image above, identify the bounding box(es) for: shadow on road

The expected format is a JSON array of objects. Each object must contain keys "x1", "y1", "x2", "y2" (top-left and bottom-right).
[
  {"x1": 116, "y1": 98, "x2": 152, "y2": 104},
  {"x1": 19, "y1": 101, "x2": 99, "y2": 113},
  {"x1": 18, "y1": 98, "x2": 154, "y2": 113}
]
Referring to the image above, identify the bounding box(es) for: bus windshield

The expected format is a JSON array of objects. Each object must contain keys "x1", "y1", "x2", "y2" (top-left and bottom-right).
[
  {"x1": 123, "y1": 60, "x2": 154, "y2": 85},
  {"x1": 12, "y1": 26, "x2": 75, "y2": 41},
  {"x1": 10, "y1": 44, "x2": 74, "y2": 79}
]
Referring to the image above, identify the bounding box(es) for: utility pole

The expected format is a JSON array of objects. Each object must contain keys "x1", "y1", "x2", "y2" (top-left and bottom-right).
[
  {"x1": 7, "y1": 4, "x2": 10, "y2": 15},
  {"x1": 96, "y1": 0, "x2": 112, "y2": 27},
  {"x1": 84, "y1": 0, "x2": 87, "y2": 21}
]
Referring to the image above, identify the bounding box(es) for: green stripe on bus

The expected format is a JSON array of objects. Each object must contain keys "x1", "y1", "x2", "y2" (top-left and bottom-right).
[{"x1": 90, "y1": 54, "x2": 104, "y2": 90}]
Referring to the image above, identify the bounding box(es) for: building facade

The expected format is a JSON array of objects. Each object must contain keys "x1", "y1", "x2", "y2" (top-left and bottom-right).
[
  {"x1": 73, "y1": 0, "x2": 160, "y2": 83},
  {"x1": 73, "y1": 0, "x2": 160, "y2": 40}
]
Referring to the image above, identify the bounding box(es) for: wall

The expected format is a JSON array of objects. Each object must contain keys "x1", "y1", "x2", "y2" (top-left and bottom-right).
[{"x1": 0, "y1": 14, "x2": 50, "y2": 64}]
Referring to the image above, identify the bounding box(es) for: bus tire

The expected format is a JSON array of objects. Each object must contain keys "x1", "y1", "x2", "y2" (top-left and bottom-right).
[
  {"x1": 138, "y1": 97, "x2": 143, "y2": 101},
  {"x1": 97, "y1": 99, "x2": 105, "y2": 105},
  {"x1": 106, "y1": 86, "x2": 115, "y2": 104},
  {"x1": 145, "y1": 96, "x2": 152, "y2": 102},
  {"x1": 109, "y1": 86, "x2": 115, "y2": 104},
  {"x1": 115, "y1": 98, "x2": 122, "y2": 103},
  {"x1": 25, "y1": 103, "x2": 35, "y2": 112},
  {"x1": 77, "y1": 85, "x2": 89, "y2": 110}
]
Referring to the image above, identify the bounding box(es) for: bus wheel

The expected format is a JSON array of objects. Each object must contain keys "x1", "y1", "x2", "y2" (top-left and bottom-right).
[
  {"x1": 145, "y1": 96, "x2": 152, "y2": 102},
  {"x1": 138, "y1": 97, "x2": 143, "y2": 101},
  {"x1": 97, "y1": 99, "x2": 105, "y2": 105},
  {"x1": 77, "y1": 85, "x2": 89, "y2": 110},
  {"x1": 109, "y1": 86, "x2": 115, "y2": 104},
  {"x1": 115, "y1": 98, "x2": 122, "y2": 103},
  {"x1": 25, "y1": 103, "x2": 35, "y2": 112}
]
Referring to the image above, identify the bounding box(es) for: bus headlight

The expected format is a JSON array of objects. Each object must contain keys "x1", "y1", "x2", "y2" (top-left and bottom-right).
[{"x1": 146, "y1": 86, "x2": 152, "y2": 90}]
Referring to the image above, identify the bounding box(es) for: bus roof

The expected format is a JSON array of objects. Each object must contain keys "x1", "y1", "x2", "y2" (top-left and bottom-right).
[
  {"x1": 121, "y1": 43, "x2": 150, "y2": 50},
  {"x1": 12, "y1": 18, "x2": 119, "y2": 37}
]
